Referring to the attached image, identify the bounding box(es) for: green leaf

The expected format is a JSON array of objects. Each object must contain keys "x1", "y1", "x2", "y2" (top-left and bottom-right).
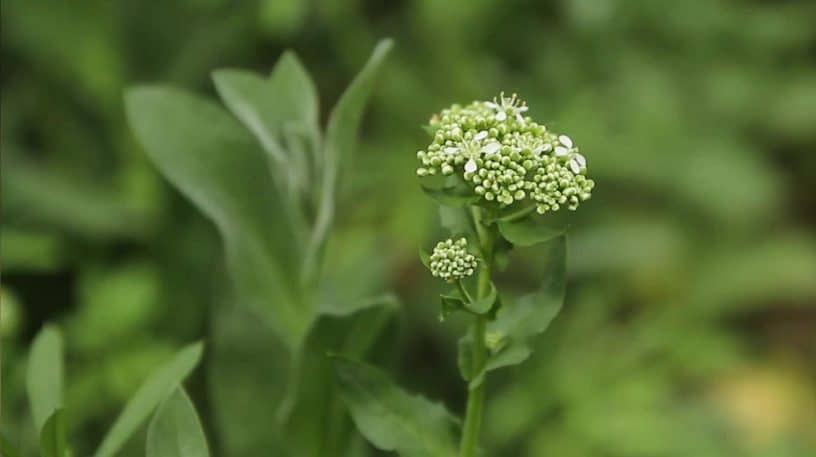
[
  {"x1": 497, "y1": 217, "x2": 565, "y2": 247},
  {"x1": 438, "y1": 206, "x2": 474, "y2": 238},
  {"x1": 212, "y1": 52, "x2": 320, "y2": 192},
  {"x1": 307, "y1": 39, "x2": 393, "y2": 278},
  {"x1": 440, "y1": 290, "x2": 466, "y2": 321},
  {"x1": 332, "y1": 356, "x2": 459, "y2": 457},
  {"x1": 466, "y1": 281, "x2": 498, "y2": 314},
  {"x1": 26, "y1": 324, "x2": 64, "y2": 431},
  {"x1": 281, "y1": 297, "x2": 400, "y2": 457},
  {"x1": 469, "y1": 235, "x2": 567, "y2": 388},
  {"x1": 40, "y1": 408, "x2": 67, "y2": 457},
  {"x1": 94, "y1": 342, "x2": 203, "y2": 457},
  {"x1": 146, "y1": 388, "x2": 210, "y2": 457},
  {"x1": 0, "y1": 432, "x2": 20, "y2": 457},
  {"x1": 125, "y1": 86, "x2": 311, "y2": 350},
  {"x1": 420, "y1": 183, "x2": 480, "y2": 207}
]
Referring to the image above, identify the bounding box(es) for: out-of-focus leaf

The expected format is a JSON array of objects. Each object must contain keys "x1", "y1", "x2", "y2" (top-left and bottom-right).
[
  {"x1": 282, "y1": 297, "x2": 399, "y2": 457},
  {"x1": 94, "y1": 342, "x2": 203, "y2": 457},
  {"x1": 439, "y1": 206, "x2": 474, "y2": 237},
  {"x1": 211, "y1": 295, "x2": 398, "y2": 457},
  {"x1": 146, "y1": 388, "x2": 209, "y2": 457},
  {"x1": 26, "y1": 325, "x2": 64, "y2": 431},
  {"x1": 307, "y1": 39, "x2": 393, "y2": 278},
  {"x1": 0, "y1": 432, "x2": 20, "y2": 457},
  {"x1": 332, "y1": 356, "x2": 459, "y2": 457},
  {"x1": 498, "y1": 217, "x2": 565, "y2": 247},
  {"x1": 40, "y1": 408, "x2": 67, "y2": 457},
  {"x1": 125, "y1": 87, "x2": 310, "y2": 350}
]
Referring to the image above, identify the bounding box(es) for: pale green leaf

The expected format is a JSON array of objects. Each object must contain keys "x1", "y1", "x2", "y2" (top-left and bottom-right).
[
  {"x1": 333, "y1": 356, "x2": 459, "y2": 457},
  {"x1": 26, "y1": 325, "x2": 63, "y2": 431},
  {"x1": 146, "y1": 388, "x2": 209, "y2": 457},
  {"x1": 307, "y1": 39, "x2": 393, "y2": 278},
  {"x1": 125, "y1": 86, "x2": 311, "y2": 349},
  {"x1": 39, "y1": 408, "x2": 67, "y2": 457},
  {"x1": 94, "y1": 343, "x2": 203, "y2": 457}
]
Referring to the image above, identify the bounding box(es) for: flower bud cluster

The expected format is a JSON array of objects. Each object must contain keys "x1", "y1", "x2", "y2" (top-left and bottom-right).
[
  {"x1": 429, "y1": 238, "x2": 478, "y2": 282},
  {"x1": 416, "y1": 93, "x2": 594, "y2": 213}
]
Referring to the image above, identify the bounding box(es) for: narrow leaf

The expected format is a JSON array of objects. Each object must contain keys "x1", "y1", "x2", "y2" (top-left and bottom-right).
[
  {"x1": 307, "y1": 39, "x2": 393, "y2": 278},
  {"x1": 39, "y1": 408, "x2": 67, "y2": 457},
  {"x1": 94, "y1": 342, "x2": 203, "y2": 457},
  {"x1": 26, "y1": 325, "x2": 63, "y2": 431},
  {"x1": 146, "y1": 388, "x2": 210, "y2": 457},
  {"x1": 466, "y1": 281, "x2": 498, "y2": 314},
  {"x1": 332, "y1": 356, "x2": 459, "y2": 457},
  {"x1": 421, "y1": 184, "x2": 480, "y2": 207}
]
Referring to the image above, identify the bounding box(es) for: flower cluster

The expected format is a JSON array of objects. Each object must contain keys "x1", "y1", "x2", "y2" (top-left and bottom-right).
[
  {"x1": 416, "y1": 93, "x2": 594, "y2": 213},
  {"x1": 428, "y1": 238, "x2": 478, "y2": 282}
]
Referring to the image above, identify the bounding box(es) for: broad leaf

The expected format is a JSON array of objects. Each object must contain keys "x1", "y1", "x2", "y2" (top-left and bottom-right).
[
  {"x1": 94, "y1": 342, "x2": 203, "y2": 457},
  {"x1": 146, "y1": 388, "x2": 209, "y2": 457},
  {"x1": 307, "y1": 39, "x2": 393, "y2": 278},
  {"x1": 40, "y1": 408, "x2": 67, "y2": 457},
  {"x1": 126, "y1": 87, "x2": 311, "y2": 350},
  {"x1": 438, "y1": 206, "x2": 474, "y2": 238},
  {"x1": 333, "y1": 356, "x2": 459, "y2": 457},
  {"x1": 421, "y1": 183, "x2": 480, "y2": 207},
  {"x1": 26, "y1": 325, "x2": 63, "y2": 431},
  {"x1": 468, "y1": 235, "x2": 567, "y2": 388},
  {"x1": 497, "y1": 216, "x2": 565, "y2": 247},
  {"x1": 211, "y1": 296, "x2": 398, "y2": 457},
  {"x1": 281, "y1": 297, "x2": 399, "y2": 457}
]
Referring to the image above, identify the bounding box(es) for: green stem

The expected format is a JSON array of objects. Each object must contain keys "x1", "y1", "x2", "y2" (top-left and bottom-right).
[{"x1": 459, "y1": 207, "x2": 494, "y2": 457}]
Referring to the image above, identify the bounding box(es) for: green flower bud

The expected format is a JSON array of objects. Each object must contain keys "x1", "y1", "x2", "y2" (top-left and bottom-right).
[{"x1": 428, "y1": 238, "x2": 479, "y2": 283}]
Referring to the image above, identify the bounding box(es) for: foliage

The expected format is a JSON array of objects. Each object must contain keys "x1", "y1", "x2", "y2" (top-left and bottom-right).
[{"x1": 3, "y1": 1, "x2": 816, "y2": 456}]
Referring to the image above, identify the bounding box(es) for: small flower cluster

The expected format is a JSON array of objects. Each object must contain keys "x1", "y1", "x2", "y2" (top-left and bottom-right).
[
  {"x1": 429, "y1": 238, "x2": 478, "y2": 282},
  {"x1": 416, "y1": 93, "x2": 594, "y2": 213}
]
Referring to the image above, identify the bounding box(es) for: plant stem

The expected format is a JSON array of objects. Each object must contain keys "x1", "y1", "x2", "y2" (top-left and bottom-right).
[{"x1": 459, "y1": 207, "x2": 494, "y2": 457}]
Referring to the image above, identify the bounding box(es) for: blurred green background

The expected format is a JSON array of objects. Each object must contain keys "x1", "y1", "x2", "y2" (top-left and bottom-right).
[{"x1": 2, "y1": 0, "x2": 815, "y2": 456}]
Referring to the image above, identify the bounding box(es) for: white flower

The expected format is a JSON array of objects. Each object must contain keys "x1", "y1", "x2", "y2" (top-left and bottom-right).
[
  {"x1": 574, "y1": 153, "x2": 586, "y2": 167},
  {"x1": 485, "y1": 92, "x2": 528, "y2": 123},
  {"x1": 481, "y1": 142, "x2": 502, "y2": 155},
  {"x1": 554, "y1": 146, "x2": 569, "y2": 157},
  {"x1": 444, "y1": 147, "x2": 459, "y2": 155},
  {"x1": 558, "y1": 135, "x2": 573, "y2": 148},
  {"x1": 464, "y1": 158, "x2": 478, "y2": 173},
  {"x1": 473, "y1": 130, "x2": 489, "y2": 141},
  {"x1": 568, "y1": 159, "x2": 581, "y2": 174}
]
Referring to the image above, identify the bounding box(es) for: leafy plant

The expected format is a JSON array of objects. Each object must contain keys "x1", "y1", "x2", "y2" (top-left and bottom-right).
[
  {"x1": 335, "y1": 93, "x2": 591, "y2": 456},
  {"x1": 20, "y1": 325, "x2": 203, "y2": 457},
  {"x1": 125, "y1": 39, "x2": 395, "y2": 455}
]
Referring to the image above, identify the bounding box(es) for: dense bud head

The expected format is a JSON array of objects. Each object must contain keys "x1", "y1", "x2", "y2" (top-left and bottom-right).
[
  {"x1": 416, "y1": 92, "x2": 595, "y2": 213},
  {"x1": 428, "y1": 238, "x2": 479, "y2": 282}
]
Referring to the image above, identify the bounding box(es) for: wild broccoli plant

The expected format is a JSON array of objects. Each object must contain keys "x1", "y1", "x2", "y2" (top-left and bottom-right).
[{"x1": 334, "y1": 93, "x2": 593, "y2": 457}]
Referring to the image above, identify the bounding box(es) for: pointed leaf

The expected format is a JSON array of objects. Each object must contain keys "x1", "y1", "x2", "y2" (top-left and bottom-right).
[
  {"x1": 307, "y1": 39, "x2": 393, "y2": 277},
  {"x1": 468, "y1": 235, "x2": 567, "y2": 388},
  {"x1": 146, "y1": 388, "x2": 209, "y2": 457},
  {"x1": 40, "y1": 408, "x2": 67, "y2": 457},
  {"x1": 465, "y1": 281, "x2": 498, "y2": 314},
  {"x1": 421, "y1": 183, "x2": 480, "y2": 207},
  {"x1": 125, "y1": 86, "x2": 311, "y2": 350},
  {"x1": 94, "y1": 342, "x2": 203, "y2": 457},
  {"x1": 26, "y1": 325, "x2": 63, "y2": 431},
  {"x1": 332, "y1": 356, "x2": 459, "y2": 457}
]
